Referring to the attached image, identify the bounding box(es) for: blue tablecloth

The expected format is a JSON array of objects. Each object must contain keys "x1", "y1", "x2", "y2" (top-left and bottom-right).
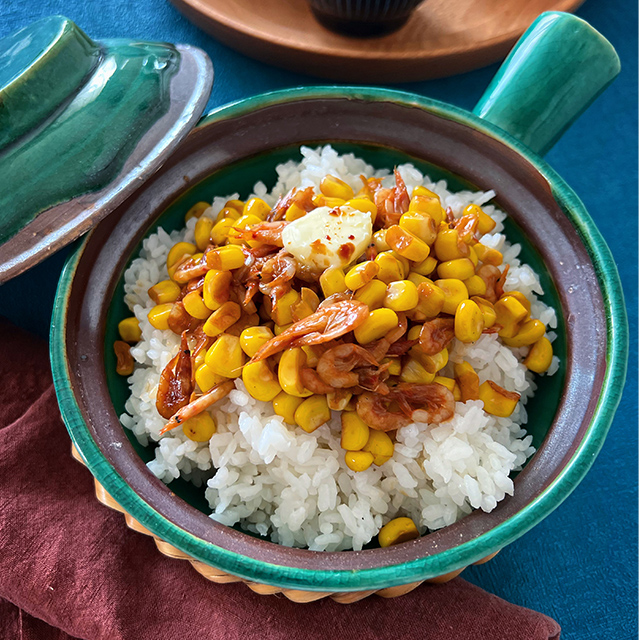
[{"x1": 1, "y1": 1, "x2": 637, "y2": 637}]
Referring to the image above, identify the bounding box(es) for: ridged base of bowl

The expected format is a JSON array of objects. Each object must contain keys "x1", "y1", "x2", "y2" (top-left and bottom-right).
[{"x1": 70, "y1": 444, "x2": 499, "y2": 602}]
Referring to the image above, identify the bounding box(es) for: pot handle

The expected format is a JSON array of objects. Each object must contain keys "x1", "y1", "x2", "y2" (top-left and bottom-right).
[{"x1": 473, "y1": 11, "x2": 620, "y2": 156}]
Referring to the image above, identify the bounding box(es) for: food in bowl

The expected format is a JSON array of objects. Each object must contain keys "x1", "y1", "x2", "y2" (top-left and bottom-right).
[{"x1": 116, "y1": 145, "x2": 559, "y2": 551}]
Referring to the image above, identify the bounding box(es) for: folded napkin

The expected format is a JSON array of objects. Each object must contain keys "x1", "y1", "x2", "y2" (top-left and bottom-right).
[{"x1": 0, "y1": 320, "x2": 560, "y2": 640}]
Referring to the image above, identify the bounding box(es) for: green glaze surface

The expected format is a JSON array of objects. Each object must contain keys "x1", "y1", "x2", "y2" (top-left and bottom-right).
[
  {"x1": 0, "y1": 32, "x2": 180, "y2": 244},
  {"x1": 0, "y1": 16, "x2": 100, "y2": 149},
  {"x1": 51, "y1": 86, "x2": 628, "y2": 592},
  {"x1": 473, "y1": 12, "x2": 621, "y2": 156}
]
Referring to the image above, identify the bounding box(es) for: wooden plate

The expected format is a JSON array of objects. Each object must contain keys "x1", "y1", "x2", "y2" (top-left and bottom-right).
[{"x1": 169, "y1": 0, "x2": 585, "y2": 83}]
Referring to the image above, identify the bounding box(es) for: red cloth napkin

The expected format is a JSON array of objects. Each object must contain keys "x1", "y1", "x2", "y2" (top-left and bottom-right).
[{"x1": 0, "y1": 320, "x2": 560, "y2": 640}]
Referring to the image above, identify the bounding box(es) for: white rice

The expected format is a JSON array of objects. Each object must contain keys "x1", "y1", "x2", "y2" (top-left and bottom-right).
[{"x1": 120, "y1": 145, "x2": 559, "y2": 551}]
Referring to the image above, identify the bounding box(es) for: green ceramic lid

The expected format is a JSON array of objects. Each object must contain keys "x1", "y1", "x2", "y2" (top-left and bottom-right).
[{"x1": 0, "y1": 15, "x2": 213, "y2": 282}]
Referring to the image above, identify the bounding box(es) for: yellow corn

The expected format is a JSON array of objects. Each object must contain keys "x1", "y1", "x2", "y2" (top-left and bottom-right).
[
  {"x1": 345, "y1": 451, "x2": 374, "y2": 472},
  {"x1": 374, "y1": 251, "x2": 405, "y2": 284},
  {"x1": 118, "y1": 317, "x2": 141, "y2": 343},
  {"x1": 291, "y1": 287, "x2": 320, "y2": 321},
  {"x1": 378, "y1": 517, "x2": 420, "y2": 547},
  {"x1": 381, "y1": 357, "x2": 402, "y2": 376},
  {"x1": 407, "y1": 272, "x2": 429, "y2": 287},
  {"x1": 194, "y1": 217, "x2": 214, "y2": 251},
  {"x1": 392, "y1": 252, "x2": 411, "y2": 278},
  {"x1": 434, "y1": 278, "x2": 469, "y2": 315},
  {"x1": 206, "y1": 244, "x2": 246, "y2": 271},
  {"x1": 340, "y1": 412, "x2": 370, "y2": 451},
  {"x1": 409, "y1": 195, "x2": 444, "y2": 224},
  {"x1": 400, "y1": 358, "x2": 435, "y2": 384},
  {"x1": 225, "y1": 199, "x2": 244, "y2": 214},
  {"x1": 205, "y1": 334, "x2": 245, "y2": 378},
  {"x1": 327, "y1": 389, "x2": 352, "y2": 411},
  {"x1": 301, "y1": 345, "x2": 323, "y2": 368},
  {"x1": 464, "y1": 204, "x2": 496, "y2": 235},
  {"x1": 502, "y1": 290, "x2": 531, "y2": 315},
  {"x1": 373, "y1": 229, "x2": 391, "y2": 252},
  {"x1": 147, "y1": 303, "x2": 173, "y2": 330},
  {"x1": 454, "y1": 361, "x2": 480, "y2": 402},
  {"x1": 272, "y1": 289, "x2": 301, "y2": 326},
  {"x1": 471, "y1": 296, "x2": 497, "y2": 329},
  {"x1": 412, "y1": 348, "x2": 448, "y2": 374},
  {"x1": 148, "y1": 279, "x2": 181, "y2": 305},
  {"x1": 354, "y1": 279, "x2": 387, "y2": 310},
  {"x1": 182, "y1": 411, "x2": 216, "y2": 442},
  {"x1": 195, "y1": 363, "x2": 227, "y2": 393},
  {"x1": 479, "y1": 380, "x2": 520, "y2": 417},
  {"x1": 215, "y1": 206, "x2": 241, "y2": 223},
  {"x1": 228, "y1": 213, "x2": 262, "y2": 246},
  {"x1": 239, "y1": 326, "x2": 274, "y2": 357},
  {"x1": 274, "y1": 323, "x2": 292, "y2": 335},
  {"x1": 273, "y1": 391, "x2": 305, "y2": 425},
  {"x1": 312, "y1": 194, "x2": 346, "y2": 209},
  {"x1": 407, "y1": 325, "x2": 421, "y2": 341},
  {"x1": 463, "y1": 274, "x2": 487, "y2": 296},
  {"x1": 363, "y1": 430, "x2": 394, "y2": 466},
  {"x1": 434, "y1": 228, "x2": 469, "y2": 261},
  {"x1": 345, "y1": 197, "x2": 377, "y2": 222},
  {"x1": 167, "y1": 242, "x2": 196, "y2": 270},
  {"x1": 524, "y1": 337, "x2": 554, "y2": 373},
  {"x1": 467, "y1": 245, "x2": 479, "y2": 267},
  {"x1": 412, "y1": 255, "x2": 438, "y2": 276},
  {"x1": 383, "y1": 280, "x2": 419, "y2": 312},
  {"x1": 437, "y1": 258, "x2": 475, "y2": 281},
  {"x1": 454, "y1": 299, "x2": 483, "y2": 343},
  {"x1": 203, "y1": 301, "x2": 242, "y2": 337},
  {"x1": 415, "y1": 281, "x2": 445, "y2": 318},
  {"x1": 243, "y1": 197, "x2": 271, "y2": 221},
  {"x1": 386, "y1": 225, "x2": 430, "y2": 262},
  {"x1": 285, "y1": 202, "x2": 306, "y2": 221},
  {"x1": 294, "y1": 395, "x2": 331, "y2": 433},
  {"x1": 203, "y1": 269, "x2": 231, "y2": 310},
  {"x1": 242, "y1": 360, "x2": 282, "y2": 401},
  {"x1": 474, "y1": 243, "x2": 503, "y2": 266},
  {"x1": 494, "y1": 296, "x2": 529, "y2": 337},
  {"x1": 400, "y1": 212, "x2": 437, "y2": 245},
  {"x1": 184, "y1": 201, "x2": 210, "y2": 222},
  {"x1": 320, "y1": 174, "x2": 355, "y2": 200},
  {"x1": 278, "y1": 347, "x2": 313, "y2": 397},
  {"x1": 345, "y1": 261, "x2": 380, "y2": 290},
  {"x1": 210, "y1": 217, "x2": 236, "y2": 245},
  {"x1": 183, "y1": 291, "x2": 213, "y2": 320},
  {"x1": 502, "y1": 319, "x2": 546, "y2": 348},
  {"x1": 319, "y1": 266, "x2": 347, "y2": 297},
  {"x1": 354, "y1": 308, "x2": 399, "y2": 344},
  {"x1": 434, "y1": 376, "x2": 456, "y2": 393}
]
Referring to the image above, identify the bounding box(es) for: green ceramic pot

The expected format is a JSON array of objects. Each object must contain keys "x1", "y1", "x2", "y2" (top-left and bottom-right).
[{"x1": 50, "y1": 12, "x2": 628, "y2": 592}]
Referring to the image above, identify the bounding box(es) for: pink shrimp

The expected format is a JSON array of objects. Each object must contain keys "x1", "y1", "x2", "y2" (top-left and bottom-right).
[
  {"x1": 418, "y1": 317, "x2": 455, "y2": 356},
  {"x1": 316, "y1": 343, "x2": 379, "y2": 388},
  {"x1": 156, "y1": 333, "x2": 194, "y2": 420},
  {"x1": 269, "y1": 186, "x2": 315, "y2": 221},
  {"x1": 234, "y1": 220, "x2": 289, "y2": 247},
  {"x1": 249, "y1": 300, "x2": 369, "y2": 362},
  {"x1": 374, "y1": 169, "x2": 410, "y2": 227}
]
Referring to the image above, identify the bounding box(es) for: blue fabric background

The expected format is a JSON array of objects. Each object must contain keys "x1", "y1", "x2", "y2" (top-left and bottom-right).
[{"x1": 0, "y1": 0, "x2": 637, "y2": 637}]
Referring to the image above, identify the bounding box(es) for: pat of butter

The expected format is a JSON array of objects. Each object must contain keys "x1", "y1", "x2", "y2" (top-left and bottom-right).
[{"x1": 282, "y1": 205, "x2": 372, "y2": 271}]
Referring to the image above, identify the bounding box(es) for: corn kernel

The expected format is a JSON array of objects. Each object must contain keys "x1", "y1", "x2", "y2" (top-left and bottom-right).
[
  {"x1": 415, "y1": 281, "x2": 445, "y2": 318},
  {"x1": 524, "y1": 337, "x2": 554, "y2": 373},
  {"x1": 479, "y1": 380, "x2": 520, "y2": 417},
  {"x1": 203, "y1": 269, "x2": 231, "y2": 310},
  {"x1": 185, "y1": 201, "x2": 210, "y2": 222},
  {"x1": 407, "y1": 272, "x2": 429, "y2": 287},
  {"x1": 502, "y1": 319, "x2": 546, "y2": 348},
  {"x1": 400, "y1": 357, "x2": 435, "y2": 384},
  {"x1": 167, "y1": 242, "x2": 196, "y2": 270},
  {"x1": 373, "y1": 229, "x2": 391, "y2": 252},
  {"x1": 502, "y1": 290, "x2": 531, "y2": 315},
  {"x1": 386, "y1": 225, "x2": 430, "y2": 262},
  {"x1": 495, "y1": 295, "x2": 529, "y2": 329},
  {"x1": 182, "y1": 412, "x2": 216, "y2": 442},
  {"x1": 206, "y1": 244, "x2": 246, "y2": 271},
  {"x1": 148, "y1": 279, "x2": 181, "y2": 305},
  {"x1": 412, "y1": 255, "x2": 438, "y2": 276},
  {"x1": 392, "y1": 252, "x2": 411, "y2": 278},
  {"x1": 464, "y1": 274, "x2": 487, "y2": 296},
  {"x1": 434, "y1": 228, "x2": 469, "y2": 261},
  {"x1": 434, "y1": 376, "x2": 456, "y2": 393},
  {"x1": 292, "y1": 287, "x2": 320, "y2": 321},
  {"x1": 383, "y1": 280, "x2": 419, "y2": 312},
  {"x1": 195, "y1": 363, "x2": 227, "y2": 392},
  {"x1": 354, "y1": 279, "x2": 387, "y2": 310},
  {"x1": 320, "y1": 174, "x2": 355, "y2": 200},
  {"x1": 242, "y1": 360, "x2": 282, "y2": 401},
  {"x1": 273, "y1": 391, "x2": 305, "y2": 425},
  {"x1": 378, "y1": 517, "x2": 419, "y2": 547},
  {"x1": 354, "y1": 308, "x2": 399, "y2": 344},
  {"x1": 319, "y1": 266, "x2": 347, "y2": 297},
  {"x1": 228, "y1": 214, "x2": 262, "y2": 246},
  {"x1": 454, "y1": 299, "x2": 483, "y2": 343},
  {"x1": 203, "y1": 301, "x2": 242, "y2": 337},
  {"x1": 437, "y1": 258, "x2": 475, "y2": 281},
  {"x1": 301, "y1": 345, "x2": 323, "y2": 368},
  {"x1": 327, "y1": 389, "x2": 352, "y2": 411},
  {"x1": 147, "y1": 303, "x2": 173, "y2": 330},
  {"x1": 243, "y1": 197, "x2": 271, "y2": 221},
  {"x1": 210, "y1": 217, "x2": 236, "y2": 245},
  {"x1": 312, "y1": 194, "x2": 346, "y2": 209},
  {"x1": 340, "y1": 412, "x2": 370, "y2": 451},
  {"x1": 285, "y1": 202, "x2": 306, "y2": 221},
  {"x1": 225, "y1": 199, "x2": 244, "y2": 213},
  {"x1": 381, "y1": 357, "x2": 402, "y2": 376},
  {"x1": 274, "y1": 323, "x2": 292, "y2": 335},
  {"x1": 471, "y1": 296, "x2": 497, "y2": 329},
  {"x1": 194, "y1": 217, "x2": 214, "y2": 251},
  {"x1": 183, "y1": 291, "x2": 213, "y2": 320},
  {"x1": 374, "y1": 251, "x2": 405, "y2": 284},
  {"x1": 474, "y1": 243, "x2": 503, "y2": 266},
  {"x1": 435, "y1": 278, "x2": 469, "y2": 315},
  {"x1": 345, "y1": 261, "x2": 380, "y2": 290},
  {"x1": 215, "y1": 206, "x2": 241, "y2": 223},
  {"x1": 407, "y1": 325, "x2": 421, "y2": 341},
  {"x1": 363, "y1": 430, "x2": 394, "y2": 466},
  {"x1": 464, "y1": 204, "x2": 496, "y2": 235},
  {"x1": 272, "y1": 289, "x2": 301, "y2": 326},
  {"x1": 412, "y1": 348, "x2": 448, "y2": 374},
  {"x1": 278, "y1": 347, "x2": 313, "y2": 397},
  {"x1": 345, "y1": 197, "x2": 377, "y2": 223},
  {"x1": 409, "y1": 195, "x2": 444, "y2": 224},
  {"x1": 295, "y1": 395, "x2": 331, "y2": 433},
  {"x1": 345, "y1": 450, "x2": 374, "y2": 472},
  {"x1": 454, "y1": 361, "x2": 480, "y2": 401},
  {"x1": 118, "y1": 317, "x2": 141, "y2": 343},
  {"x1": 205, "y1": 334, "x2": 245, "y2": 378},
  {"x1": 240, "y1": 326, "x2": 274, "y2": 357}
]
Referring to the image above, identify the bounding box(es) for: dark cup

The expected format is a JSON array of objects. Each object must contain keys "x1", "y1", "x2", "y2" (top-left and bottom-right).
[{"x1": 308, "y1": 0, "x2": 425, "y2": 37}]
